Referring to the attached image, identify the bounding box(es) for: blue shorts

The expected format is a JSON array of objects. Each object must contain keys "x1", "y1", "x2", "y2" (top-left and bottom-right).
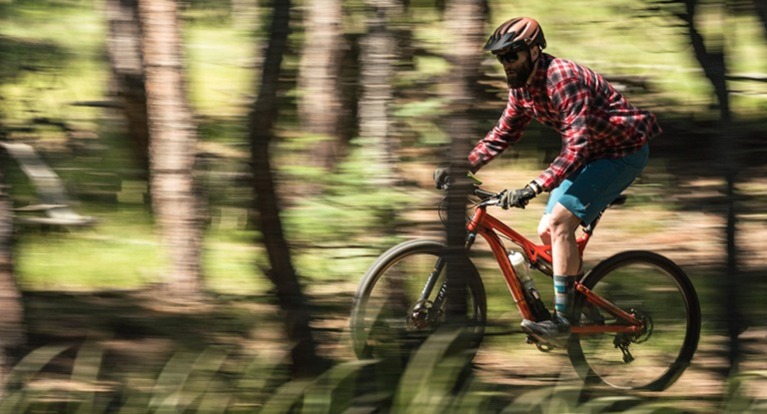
[{"x1": 544, "y1": 144, "x2": 649, "y2": 226}]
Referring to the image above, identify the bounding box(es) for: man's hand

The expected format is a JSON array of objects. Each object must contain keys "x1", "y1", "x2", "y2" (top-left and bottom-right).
[
  {"x1": 500, "y1": 184, "x2": 538, "y2": 209},
  {"x1": 433, "y1": 164, "x2": 450, "y2": 189}
]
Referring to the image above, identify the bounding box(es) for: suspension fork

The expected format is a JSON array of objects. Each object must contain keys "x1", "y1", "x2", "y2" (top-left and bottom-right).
[{"x1": 415, "y1": 232, "x2": 478, "y2": 315}]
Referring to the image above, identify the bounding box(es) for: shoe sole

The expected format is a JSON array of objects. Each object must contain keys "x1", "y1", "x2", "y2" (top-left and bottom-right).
[{"x1": 521, "y1": 321, "x2": 566, "y2": 349}]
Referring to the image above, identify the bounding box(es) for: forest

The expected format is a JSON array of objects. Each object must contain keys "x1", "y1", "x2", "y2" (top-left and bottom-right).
[{"x1": 0, "y1": 0, "x2": 766, "y2": 412}]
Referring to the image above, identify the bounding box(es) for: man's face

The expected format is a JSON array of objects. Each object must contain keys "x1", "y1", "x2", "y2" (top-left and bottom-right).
[{"x1": 493, "y1": 47, "x2": 533, "y2": 89}]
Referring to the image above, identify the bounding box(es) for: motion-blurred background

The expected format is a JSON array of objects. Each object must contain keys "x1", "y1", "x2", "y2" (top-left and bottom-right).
[{"x1": 0, "y1": 0, "x2": 765, "y2": 412}]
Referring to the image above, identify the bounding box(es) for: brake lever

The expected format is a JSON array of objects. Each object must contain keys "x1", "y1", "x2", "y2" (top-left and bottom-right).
[
  {"x1": 479, "y1": 198, "x2": 501, "y2": 208},
  {"x1": 476, "y1": 190, "x2": 503, "y2": 207}
]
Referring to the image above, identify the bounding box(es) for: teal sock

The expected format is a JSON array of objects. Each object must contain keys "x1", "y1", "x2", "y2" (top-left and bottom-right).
[{"x1": 553, "y1": 275, "x2": 576, "y2": 319}]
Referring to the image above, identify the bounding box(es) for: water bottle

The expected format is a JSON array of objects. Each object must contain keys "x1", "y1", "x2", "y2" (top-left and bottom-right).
[
  {"x1": 509, "y1": 251, "x2": 535, "y2": 292},
  {"x1": 509, "y1": 251, "x2": 551, "y2": 321}
]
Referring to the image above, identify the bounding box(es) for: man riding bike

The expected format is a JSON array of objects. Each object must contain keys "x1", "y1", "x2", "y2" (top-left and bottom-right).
[{"x1": 434, "y1": 17, "x2": 661, "y2": 347}]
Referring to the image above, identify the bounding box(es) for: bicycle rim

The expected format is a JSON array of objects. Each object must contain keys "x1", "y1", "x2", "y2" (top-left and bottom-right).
[
  {"x1": 350, "y1": 240, "x2": 487, "y2": 362},
  {"x1": 569, "y1": 251, "x2": 701, "y2": 391}
]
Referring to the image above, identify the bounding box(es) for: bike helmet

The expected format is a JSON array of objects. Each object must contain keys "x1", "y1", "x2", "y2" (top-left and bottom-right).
[{"x1": 484, "y1": 17, "x2": 546, "y2": 52}]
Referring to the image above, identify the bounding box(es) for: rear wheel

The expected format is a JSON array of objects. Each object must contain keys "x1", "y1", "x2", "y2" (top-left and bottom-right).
[
  {"x1": 350, "y1": 239, "x2": 487, "y2": 363},
  {"x1": 568, "y1": 251, "x2": 701, "y2": 390}
]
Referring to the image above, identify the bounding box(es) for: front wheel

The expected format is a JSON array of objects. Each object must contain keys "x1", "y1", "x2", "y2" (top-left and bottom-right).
[
  {"x1": 568, "y1": 251, "x2": 701, "y2": 391},
  {"x1": 350, "y1": 239, "x2": 487, "y2": 363}
]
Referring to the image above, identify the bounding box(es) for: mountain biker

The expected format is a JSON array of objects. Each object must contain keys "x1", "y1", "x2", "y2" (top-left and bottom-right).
[{"x1": 433, "y1": 17, "x2": 661, "y2": 347}]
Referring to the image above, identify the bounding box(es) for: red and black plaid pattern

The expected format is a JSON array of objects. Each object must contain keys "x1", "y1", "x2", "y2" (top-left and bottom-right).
[{"x1": 468, "y1": 53, "x2": 662, "y2": 191}]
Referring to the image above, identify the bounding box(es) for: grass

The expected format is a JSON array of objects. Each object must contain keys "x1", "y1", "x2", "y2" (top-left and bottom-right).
[
  {"x1": 15, "y1": 205, "x2": 273, "y2": 294},
  {"x1": 14, "y1": 204, "x2": 160, "y2": 290},
  {"x1": 0, "y1": 1, "x2": 107, "y2": 123}
]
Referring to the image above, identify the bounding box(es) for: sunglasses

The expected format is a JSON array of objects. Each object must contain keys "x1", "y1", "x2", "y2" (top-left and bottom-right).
[{"x1": 494, "y1": 49, "x2": 521, "y2": 64}]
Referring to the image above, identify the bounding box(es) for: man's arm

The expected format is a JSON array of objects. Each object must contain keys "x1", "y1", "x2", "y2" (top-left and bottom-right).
[{"x1": 468, "y1": 96, "x2": 532, "y2": 172}]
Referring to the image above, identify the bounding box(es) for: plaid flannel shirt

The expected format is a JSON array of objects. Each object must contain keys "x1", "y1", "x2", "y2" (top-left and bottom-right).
[{"x1": 468, "y1": 53, "x2": 662, "y2": 191}]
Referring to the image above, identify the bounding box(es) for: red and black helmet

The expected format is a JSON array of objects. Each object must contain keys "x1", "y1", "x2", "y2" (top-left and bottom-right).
[{"x1": 484, "y1": 17, "x2": 547, "y2": 52}]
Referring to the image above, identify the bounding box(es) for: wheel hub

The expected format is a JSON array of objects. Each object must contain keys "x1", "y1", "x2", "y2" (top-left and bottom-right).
[
  {"x1": 630, "y1": 309, "x2": 653, "y2": 344},
  {"x1": 409, "y1": 300, "x2": 439, "y2": 330}
]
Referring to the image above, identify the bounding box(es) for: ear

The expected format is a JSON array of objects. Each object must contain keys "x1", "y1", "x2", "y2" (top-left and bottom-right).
[{"x1": 529, "y1": 46, "x2": 540, "y2": 61}]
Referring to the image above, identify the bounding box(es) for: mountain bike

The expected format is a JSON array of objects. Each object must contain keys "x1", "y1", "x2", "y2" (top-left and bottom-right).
[{"x1": 349, "y1": 178, "x2": 701, "y2": 391}]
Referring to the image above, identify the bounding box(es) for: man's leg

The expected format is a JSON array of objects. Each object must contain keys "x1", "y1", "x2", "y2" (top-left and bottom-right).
[
  {"x1": 549, "y1": 203, "x2": 582, "y2": 328},
  {"x1": 549, "y1": 203, "x2": 582, "y2": 276},
  {"x1": 521, "y1": 203, "x2": 581, "y2": 346},
  {"x1": 527, "y1": 145, "x2": 649, "y2": 346}
]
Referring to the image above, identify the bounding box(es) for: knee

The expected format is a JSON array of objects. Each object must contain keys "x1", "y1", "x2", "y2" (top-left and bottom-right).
[
  {"x1": 538, "y1": 215, "x2": 551, "y2": 243},
  {"x1": 549, "y1": 205, "x2": 580, "y2": 238}
]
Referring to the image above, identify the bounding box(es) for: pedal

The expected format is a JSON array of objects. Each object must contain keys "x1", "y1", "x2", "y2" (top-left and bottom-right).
[
  {"x1": 535, "y1": 342, "x2": 554, "y2": 353},
  {"x1": 525, "y1": 334, "x2": 556, "y2": 352}
]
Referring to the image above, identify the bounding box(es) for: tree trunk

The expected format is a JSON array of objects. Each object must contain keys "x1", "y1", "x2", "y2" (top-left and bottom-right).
[
  {"x1": 443, "y1": 0, "x2": 486, "y2": 318},
  {"x1": 658, "y1": 0, "x2": 741, "y2": 375},
  {"x1": 250, "y1": 0, "x2": 322, "y2": 377},
  {"x1": 357, "y1": 0, "x2": 402, "y2": 186},
  {"x1": 298, "y1": 0, "x2": 345, "y2": 172},
  {"x1": 444, "y1": 0, "x2": 487, "y2": 101},
  {"x1": 139, "y1": 0, "x2": 203, "y2": 294},
  {"x1": 106, "y1": 0, "x2": 150, "y2": 173},
  {"x1": 0, "y1": 149, "x2": 26, "y2": 395},
  {"x1": 681, "y1": 0, "x2": 730, "y2": 121},
  {"x1": 683, "y1": 0, "x2": 740, "y2": 375}
]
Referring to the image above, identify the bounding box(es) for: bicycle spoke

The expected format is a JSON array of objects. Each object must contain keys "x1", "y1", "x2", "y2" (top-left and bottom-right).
[
  {"x1": 351, "y1": 240, "x2": 486, "y2": 363},
  {"x1": 570, "y1": 252, "x2": 700, "y2": 391}
]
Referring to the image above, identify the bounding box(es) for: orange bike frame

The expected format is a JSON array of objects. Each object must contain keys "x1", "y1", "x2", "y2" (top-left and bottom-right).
[{"x1": 466, "y1": 205, "x2": 643, "y2": 334}]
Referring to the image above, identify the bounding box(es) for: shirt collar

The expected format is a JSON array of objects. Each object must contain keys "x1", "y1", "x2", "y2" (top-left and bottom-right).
[{"x1": 527, "y1": 52, "x2": 552, "y2": 90}]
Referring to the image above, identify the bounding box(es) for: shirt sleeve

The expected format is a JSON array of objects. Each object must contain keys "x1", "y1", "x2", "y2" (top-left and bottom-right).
[
  {"x1": 534, "y1": 76, "x2": 592, "y2": 191},
  {"x1": 468, "y1": 95, "x2": 532, "y2": 172}
]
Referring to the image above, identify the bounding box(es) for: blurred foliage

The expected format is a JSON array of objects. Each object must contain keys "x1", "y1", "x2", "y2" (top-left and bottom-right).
[{"x1": 1, "y1": 326, "x2": 765, "y2": 412}]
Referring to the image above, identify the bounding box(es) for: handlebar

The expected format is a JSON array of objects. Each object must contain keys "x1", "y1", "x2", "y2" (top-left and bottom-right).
[
  {"x1": 436, "y1": 172, "x2": 522, "y2": 209},
  {"x1": 473, "y1": 187, "x2": 503, "y2": 206},
  {"x1": 438, "y1": 182, "x2": 505, "y2": 207}
]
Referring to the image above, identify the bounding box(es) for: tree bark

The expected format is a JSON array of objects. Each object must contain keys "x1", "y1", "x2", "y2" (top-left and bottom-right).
[
  {"x1": 139, "y1": 0, "x2": 203, "y2": 294},
  {"x1": 298, "y1": 0, "x2": 345, "y2": 172},
  {"x1": 357, "y1": 0, "x2": 402, "y2": 187},
  {"x1": 250, "y1": 0, "x2": 322, "y2": 377},
  {"x1": 443, "y1": 0, "x2": 486, "y2": 318},
  {"x1": 106, "y1": 0, "x2": 150, "y2": 173}
]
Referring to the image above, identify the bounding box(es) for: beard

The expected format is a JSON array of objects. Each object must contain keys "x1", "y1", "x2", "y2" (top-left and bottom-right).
[{"x1": 506, "y1": 59, "x2": 534, "y2": 89}]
